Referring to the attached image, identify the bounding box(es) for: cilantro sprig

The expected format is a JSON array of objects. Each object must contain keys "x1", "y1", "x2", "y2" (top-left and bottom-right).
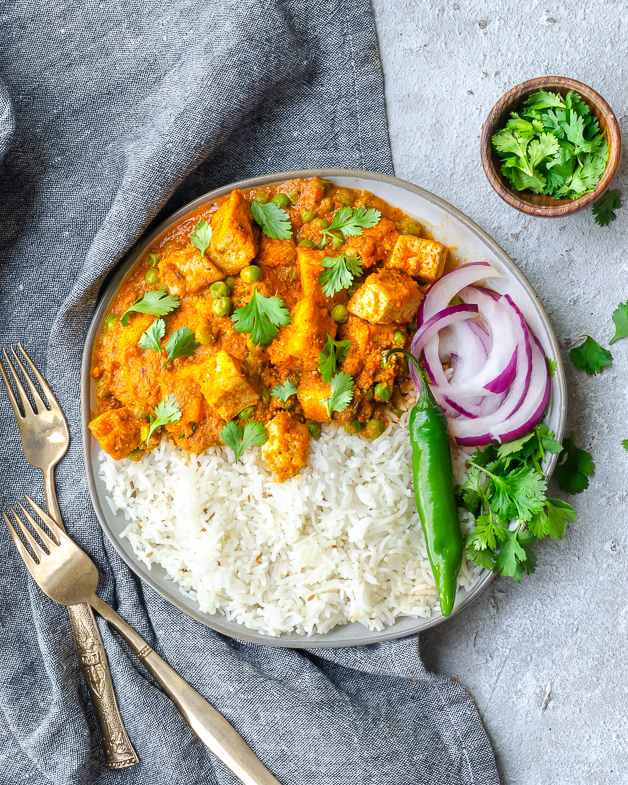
[
  {"x1": 271, "y1": 380, "x2": 298, "y2": 402},
  {"x1": 190, "y1": 218, "x2": 212, "y2": 256},
  {"x1": 592, "y1": 189, "x2": 622, "y2": 227},
  {"x1": 322, "y1": 372, "x2": 354, "y2": 417},
  {"x1": 146, "y1": 394, "x2": 181, "y2": 444},
  {"x1": 569, "y1": 335, "x2": 612, "y2": 375},
  {"x1": 250, "y1": 200, "x2": 293, "y2": 240},
  {"x1": 460, "y1": 423, "x2": 583, "y2": 582},
  {"x1": 318, "y1": 332, "x2": 351, "y2": 384},
  {"x1": 163, "y1": 326, "x2": 199, "y2": 367},
  {"x1": 138, "y1": 318, "x2": 166, "y2": 353},
  {"x1": 319, "y1": 253, "x2": 363, "y2": 297},
  {"x1": 231, "y1": 289, "x2": 291, "y2": 345},
  {"x1": 610, "y1": 301, "x2": 628, "y2": 345},
  {"x1": 492, "y1": 89, "x2": 610, "y2": 202},
  {"x1": 220, "y1": 420, "x2": 267, "y2": 463},
  {"x1": 121, "y1": 289, "x2": 180, "y2": 327},
  {"x1": 321, "y1": 206, "x2": 381, "y2": 242}
]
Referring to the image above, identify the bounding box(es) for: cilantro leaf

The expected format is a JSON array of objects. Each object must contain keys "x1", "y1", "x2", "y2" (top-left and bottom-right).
[
  {"x1": 487, "y1": 464, "x2": 547, "y2": 523},
  {"x1": 324, "y1": 206, "x2": 381, "y2": 240},
  {"x1": 505, "y1": 112, "x2": 537, "y2": 138},
  {"x1": 146, "y1": 394, "x2": 181, "y2": 444},
  {"x1": 529, "y1": 499, "x2": 577, "y2": 540},
  {"x1": 231, "y1": 289, "x2": 291, "y2": 346},
  {"x1": 190, "y1": 218, "x2": 212, "y2": 257},
  {"x1": 163, "y1": 326, "x2": 199, "y2": 367},
  {"x1": 609, "y1": 301, "x2": 628, "y2": 345},
  {"x1": 509, "y1": 167, "x2": 546, "y2": 194},
  {"x1": 569, "y1": 336, "x2": 612, "y2": 375},
  {"x1": 497, "y1": 432, "x2": 535, "y2": 460},
  {"x1": 318, "y1": 332, "x2": 352, "y2": 384},
  {"x1": 623, "y1": 439, "x2": 628, "y2": 451},
  {"x1": 322, "y1": 372, "x2": 354, "y2": 416},
  {"x1": 568, "y1": 152, "x2": 608, "y2": 197},
  {"x1": 465, "y1": 538, "x2": 497, "y2": 571},
  {"x1": 494, "y1": 529, "x2": 537, "y2": 582},
  {"x1": 593, "y1": 189, "x2": 622, "y2": 227},
  {"x1": 137, "y1": 318, "x2": 165, "y2": 353},
  {"x1": 553, "y1": 432, "x2": 595, "y2": 494},
  {"x1": 524, "y1": 89, "x2": 565, "y2": 110},
  {"x1": 271, "y1": 380, "x2": 298, "y2": 402},
  {"x1": 319, "y1": 254, "x2": 363, "y2": 297},
  {"x1": 527, "y1": 132, "x2": 559, "y2": 169},
  {"x1": 250, "y1": 200, "x2": 293, "y2": 240},
  {"x1": 467, "y1": 513, "x2": 507, "y2": 551},
  {"x1": 547, "y1": 357, "x2": 557, "y2": 376},
  {"x1": 220, "y1": 420, "x2": 267, "y2": 463},
  {"x1": 492, "y1": 129, "x2": 531, "y2": 160},
  {"x1": 121, "y1": 289, "x2": 180, "y2": 327}
]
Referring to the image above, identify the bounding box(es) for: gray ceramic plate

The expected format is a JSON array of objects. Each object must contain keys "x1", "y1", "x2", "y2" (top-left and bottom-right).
[{"x1": 81, "y1": 168, "x2": 567, "y2": 648}]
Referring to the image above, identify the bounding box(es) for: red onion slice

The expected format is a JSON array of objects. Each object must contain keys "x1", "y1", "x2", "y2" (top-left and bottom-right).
[{"x1": 418, "y1": 261, "x2": 502, "y2": 324}]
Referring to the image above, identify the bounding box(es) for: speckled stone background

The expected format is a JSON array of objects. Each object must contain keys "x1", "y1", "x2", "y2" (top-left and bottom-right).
[{"x1": 371, "y1": 1, "x2": 628, "y2": 782}]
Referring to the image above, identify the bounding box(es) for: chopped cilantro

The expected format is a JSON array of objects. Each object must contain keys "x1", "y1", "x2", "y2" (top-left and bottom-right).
[
  {"x1": 163, "y1": 326, "x2": 199, "y2": 367},
  {"x1": 319, "y1": 254, "x2": 363, "y2": 297},
  {"x1": 121, "y1": 289, "x2": 180, "y2": 327},
  {"x1": 250, "y1": 199, "x2": 293, "y2": 240},
  {"x1": 190, "y1": 218, "x2": 212, "y2": 256},
  {"x1": 146, "y1": 394, "x2": 181, "y2": 444},
  {"x1": 318, "y1": 332, "x2": 351, "y2": 384},
  {"x1": 220, "y1": 420, "x2": 267, "y2": 463},
  {"x1": 553, "y1": 432, "x2": 595, "y2": 495},
  {"x1": 592, "y1": 189, "x2": 622, "y2": 227},
  {"x1": 231, "y1": 289, "x2": 291, "y2": 346},
  {"x1": 322, "y1": 372, "x2": 354, "y2": 416},
  {"x1": 569, "y1": 336, "x2": 612, "y2": 375},
  {"x1": 271, "y1": 380, "x2": 298, "y2": 402},
  {"x1": 609, "y1": 301, "x2": 628, "y2": 345}
]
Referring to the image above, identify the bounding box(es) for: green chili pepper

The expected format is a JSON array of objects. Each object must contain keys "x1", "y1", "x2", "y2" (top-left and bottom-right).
[{"x1": 386, "y1": 349, "x2": 463, "y2": 617}]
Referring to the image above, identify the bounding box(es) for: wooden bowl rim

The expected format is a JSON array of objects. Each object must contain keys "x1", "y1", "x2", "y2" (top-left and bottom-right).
[{"x1": 481, "y1": 76, "x2": 621, "y2": 217}]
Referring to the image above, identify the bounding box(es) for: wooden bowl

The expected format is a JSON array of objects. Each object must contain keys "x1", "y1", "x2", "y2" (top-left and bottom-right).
[{"x1": 481, "y1": 76, "x2": 621, "y2": 217}]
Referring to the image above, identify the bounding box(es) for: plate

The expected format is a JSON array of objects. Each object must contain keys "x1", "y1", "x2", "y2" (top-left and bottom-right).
[{"x1": 81, "y1": 168, "x2": 567, "y2": 648}]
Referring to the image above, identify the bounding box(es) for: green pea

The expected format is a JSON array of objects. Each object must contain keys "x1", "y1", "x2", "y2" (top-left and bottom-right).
[
  {"x1": 406, "y1": 221, "x2": 422, "y2": 236},
  {"x1": 96, "y1": 384, "x2": 110, "y2": 400},
  {"x1": 241, "y1": 265, "x2": 262, "y2": 283},
  {"x1": 330, "y1": 231, "x2": 343, "y2": 250},
  {"x1": 127, "y1": 447, "x2": 143, "y2": 461},
  {"x1": 393, "y1": 330, "x2": 406, "y2": 347},
  {"x1": 320, "y1": 180, "x2": 332, "y2": 194},
  {"x1": 337, "y1": 191, "x2": 353, "y2": 206},
  {"x1": 344, "y1": 419, "x2": 362, "y2": 434},
  {"x1": 298, "y1": 238, "x2": 315, "y2": 249},
  {"x1": 317, "y1": 218, "x2": 330, "y2": 229},
  {"x1": 146, "y1": 252, "x2": 159, "y2": 267},
  {"x1": 347, "y1": 281, "x2": 362, "y2": 297},
  {"x1": 320, "y1": 196, "x2": 333, "y2": 212},
  {"x1": 344, "y1": 247, "x2": 359, "y2": 258},
  {"x1": 308, "y1": 422, "x2": 322, "y2": 438},
  {"x1": 272, "y1": 193, "x2": 291, "y2": 209},
  {"x1": 105, "y1": 314, "x2": 119, "y2": 330},
  {"x1": 225, "y1": 276, "x2": 237, "y2": 289},
  {"x1": 145, "y1": 268, "x2": 160, "y2": 285},
  {"x1": 330, "y1": 304, "x2": 349, "y2": 324},
  {"x1": 287, "y1": 190, "x2": 300, "y2": 204},
  {"x1": 301, "y1": 209, "x2": 317, "y2": 223},
  {"x1": 364, "y1": 418, "x2": 385, "y2": 440},
  {"x1": 254, "y1": 192, "x2": 269, "y2": 204},
  {"x1": 196, "y1": 328, "x2": 215, "y2": 346},
  {"x1": 210, "y1": 281, "x2": 230, "y2": 298},
  {"x1": 213, "y1": 297, "x2": 232, "y2": 317},
  {"x1": 238, "y1": 406, "x2": 255, "y2": 420},
  {"x1": 261, "y1": 387, "x2": 271, "y2": 405},
  {"x1": 374, "y1": 382, "x2": 392, "y2": 402},
  {"x1": 407, "y1": 321, "x2": 417, "y2": 333},
  {"x1": 162, "y1": 240, "x2": 175, "y2": 252},
  {"x1": 363, "y1": 386, "x2": 374, "y2": 400}
]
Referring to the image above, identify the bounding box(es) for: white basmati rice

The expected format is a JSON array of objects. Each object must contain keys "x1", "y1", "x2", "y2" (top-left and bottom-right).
[{"x1": 98, "y1": 405, "x2": 483, "y2": 637}]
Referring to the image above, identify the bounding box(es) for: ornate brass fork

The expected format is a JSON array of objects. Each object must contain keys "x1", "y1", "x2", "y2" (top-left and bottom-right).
[
  {"x1": 0, "y1": 344, "x2": 138, "y2": 769},
  {"x1": 4, "y1": 496, "x2": 282, "y2": 785}
]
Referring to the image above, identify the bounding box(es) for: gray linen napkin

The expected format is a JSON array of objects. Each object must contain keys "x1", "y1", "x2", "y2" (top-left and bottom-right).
[{"x1": 0, "y1": 2, "x2": 500, "y2": 783}]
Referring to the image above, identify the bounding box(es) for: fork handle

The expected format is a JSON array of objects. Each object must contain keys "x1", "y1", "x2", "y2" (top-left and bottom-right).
[
  {"x1": 89, "y1": 594, "x2": 282, "y2": 785},
  {"x1": 43, "y1": 468, "x2": 139, "y2": 770}
]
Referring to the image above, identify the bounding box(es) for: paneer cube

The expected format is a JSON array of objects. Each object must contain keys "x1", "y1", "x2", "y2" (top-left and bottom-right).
[
  {"x1": 159, "y1": 243, "x2": 224, "y2": 295},
  {"x1": 257, "y1": 235, "x2": 297, "y2": 269},
  {"x1": 347, "y1": 270, "x2": 422, "y2": 325},
  {"x1": 160, "y1": 370, "x2": 204, "y2": 437},
  {"x1": 297, "y1": 247, "x2": 326, "y2": 305},
  {"x1": 209, "y1": 190, "x2": 258, "y2": 275},
  {"x1": 297, "y1": 372, "x2": 332, "y2": 422},
  {"x1": 385, "y1": 235, "x2": 448, "y2": 283},
  {"x1": 262, "y1": 411, "x2": 310, "y2": 482},
  {"x1": 88, "y1": 408, "x2": 142, "y2": 460},
  {"x1": 343, "y1": 218, "x2": 398, "y2": 268},
  {"x1": 181, "y1": 349, "x2": 259, "y2": 421},
  {"x1": 268, "y1": 297, "x2": 337, "y2": 371}
]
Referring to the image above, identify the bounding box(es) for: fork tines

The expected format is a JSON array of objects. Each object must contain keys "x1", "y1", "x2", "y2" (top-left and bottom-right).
[
  {"x1": 0, "y1": 344, "x2": 57, "y2": 419},
  {"x1": 3, "y1": 496, "x2": 62, "y2": 564}
]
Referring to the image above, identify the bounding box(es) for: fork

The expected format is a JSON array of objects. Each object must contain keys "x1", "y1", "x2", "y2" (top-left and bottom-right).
[
  {"x1": 0, "y1": 345, "x2": 138, "y2": 769},
  {"x1": 4, "y1": 496, "x2": 283, "y2": 785}
]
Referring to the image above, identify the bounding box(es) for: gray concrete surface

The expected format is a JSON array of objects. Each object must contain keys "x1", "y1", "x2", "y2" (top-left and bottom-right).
[{"x1": 372, "y1": 2, "x2": 628, "y2": 782}]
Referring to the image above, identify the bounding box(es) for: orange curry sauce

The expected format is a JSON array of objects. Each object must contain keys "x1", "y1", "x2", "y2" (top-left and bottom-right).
[{"x1": 89, "y1": 177, "x2": 449, "y2": 481}]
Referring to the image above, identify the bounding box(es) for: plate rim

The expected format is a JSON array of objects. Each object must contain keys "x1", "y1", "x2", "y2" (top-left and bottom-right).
[{"x1": 81, "y1": 167, "x2": 567, "y2": 648}]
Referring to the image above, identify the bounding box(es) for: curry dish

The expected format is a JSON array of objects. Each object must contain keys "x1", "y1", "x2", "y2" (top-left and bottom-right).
[{"x1": 89, "y1": 178, "x2": 450, "y2": 481}]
